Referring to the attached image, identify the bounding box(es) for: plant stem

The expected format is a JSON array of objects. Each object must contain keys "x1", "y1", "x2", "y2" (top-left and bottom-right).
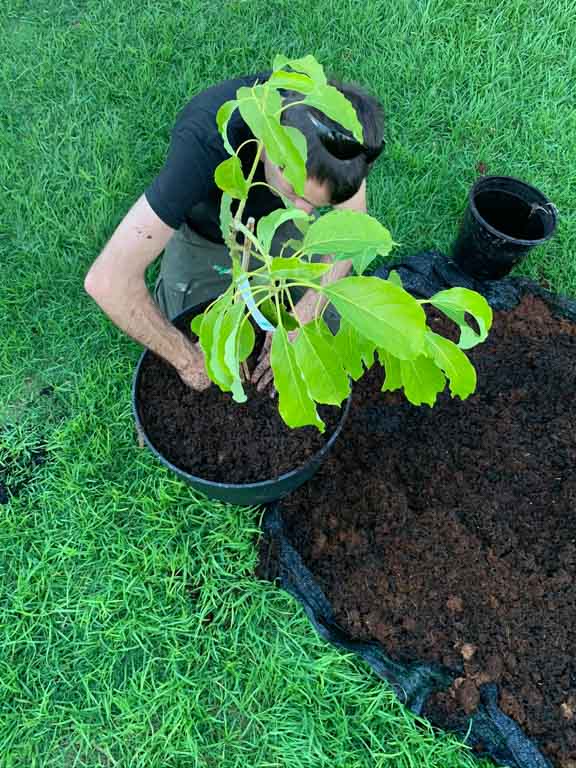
[
  {"x1": 241, "y1": 218, "x2": 255, "y2": 272},
  {"x1": 234, "y1": 142, "x2": 264, "y2": 227},
  {"x1": 235, "y1": 138, "x2": 260, "y2": 155}
]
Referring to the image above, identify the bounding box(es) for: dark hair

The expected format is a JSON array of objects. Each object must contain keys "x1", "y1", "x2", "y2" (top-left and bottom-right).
[{"x1": 280, "y1": 80, "x2": 385, "y2": 204}]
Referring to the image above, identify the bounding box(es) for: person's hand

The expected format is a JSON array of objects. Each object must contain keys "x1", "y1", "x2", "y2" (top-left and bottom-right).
[
  {"x1": 251, "y1": 329, "x2": 298, "y2": 396},
  {"x1": 175, "y1": 342, "x2": 211, "y2": 391}
]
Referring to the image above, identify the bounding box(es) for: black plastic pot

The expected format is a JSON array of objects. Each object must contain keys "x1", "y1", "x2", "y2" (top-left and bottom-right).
[
  {"x1": 132, "y1": 306, "x2": 351, "y2": 506},
  {"x1": 452, "y1": 175, "x2": 557, "y2": 280}
]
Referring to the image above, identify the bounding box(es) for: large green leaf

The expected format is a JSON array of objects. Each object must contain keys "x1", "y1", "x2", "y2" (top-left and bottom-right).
[
  {"x1": 304, "y1": 84, "x2": 363, "y2": 142},
  {"x1": 258, "y1": 298, "x2": 299, "y2": 331},
  {"x1": 333, "y1": 319, "x2": 375, "y2": 380},
  {"x1": 190, "y1": 313, "x2": 204, "y2": 338},
  {"x1": 215, "y1": 156, "x2": 248, "y2": 200},
  {"x1": 216, "y1": 99, "x2": 238, "y2": 155},
  {"x1": 257, "y1": 208, "x2": 310, "y2": 254},
  {"x1": 238, "y1": 316, "x2": 256, "y2": 362},
  {"x1": 195, "y1": 294, "x2": 232, "y2": 385},
  {"x1": 237, "y1": 86, "x2": 307, "y2": 195},
  {"x1": 399, "y1": 356, "x2": 446, "y2": 407},
  {"x1": 270, "y1": 326, "x2": 324, "y2": 431},
  {"x1": 293, "y1": 322, "x2": 350, "y2": 406},
  {"x1": 281, "y1": 125, "x2": 308, "y2": 195},
  {"x1": 379, "y1": 349, "x2": 403, "y2": 392},
  {"x1": 351, "y1": 248, "x2": 378, "y2": 275},
  {"x1": 267, "y1": 70, "x2": 315, "y2": 94},
  {"x1": 428, "y1": 288, "x2": 493, "y2": 350},
  {"x1": 210, "y1": 302, "x2": 237, "y2": 392},
  {"x1": 324, "y1": 277, "x2": 426, "y2": 359},
  {"x1": 301, "y1": 210, "x2": 394, "y2": 258},
  {"x1": 237, "y1": 85, "x2": 283, "y2": 145},
  {"x1": 270, "y1": 256, "x2": 330, "y2": 281},
  {"x1": 272, "y1": 54, "x2": 327, "y2": 86},
  {"x1": 223, "y1": 303, "x2": 252, "y2": 403},
  {"x1": 425, "y1": 331, "x2": 477, "y2": 399}
]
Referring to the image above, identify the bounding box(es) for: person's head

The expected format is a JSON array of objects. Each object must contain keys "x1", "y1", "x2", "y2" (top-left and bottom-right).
[{"x1": 263, "y1": 79, "x2": 385, "y2": 212}]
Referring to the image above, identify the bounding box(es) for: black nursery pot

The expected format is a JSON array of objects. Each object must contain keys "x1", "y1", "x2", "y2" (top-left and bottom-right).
[
  {"x1": 132, "y1": 305, "x2": 351, "y2": 507},
  {"x1": 452, "y1": 175, "x2": 557, "y2": 280}
]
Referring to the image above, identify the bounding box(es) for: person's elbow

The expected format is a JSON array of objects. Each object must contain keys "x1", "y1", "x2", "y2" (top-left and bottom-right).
[{"x1": 84, "y1": 260, "x2": 114, "y2": 305}]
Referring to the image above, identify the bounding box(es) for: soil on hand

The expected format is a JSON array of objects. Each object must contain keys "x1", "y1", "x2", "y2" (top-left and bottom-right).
[
  {"x1": 272, "y1": 295, "x2": 576, "y2": 767},
  {"x1": 136, "y1": 314, "x2": 342, "y2": 484}
]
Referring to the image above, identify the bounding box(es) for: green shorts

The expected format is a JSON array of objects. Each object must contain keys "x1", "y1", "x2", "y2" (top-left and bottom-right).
[{"x1": 154, "y1": 221, "x2": 339, "y2": 329}]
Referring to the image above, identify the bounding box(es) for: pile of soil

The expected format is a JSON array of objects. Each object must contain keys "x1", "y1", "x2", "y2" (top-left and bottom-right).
[
  {"x1": 274, "y1": 295, "x2": 576, "y2": 767},
  {"x1": 136, "y1": 314, "x2": 342, "y2": 484}
]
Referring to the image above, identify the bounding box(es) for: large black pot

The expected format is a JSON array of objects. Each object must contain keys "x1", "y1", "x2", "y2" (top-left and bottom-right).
[
  {"x1": 452, "y1": 175, "x2": 557, "y2": 280},
  {"x1": 132, "y1": 305, "x2": 350, "y2": 506}
]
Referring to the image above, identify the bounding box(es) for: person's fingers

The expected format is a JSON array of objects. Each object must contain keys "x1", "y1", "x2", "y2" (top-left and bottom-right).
[
  {"x1": 181, "y1": 370, "x2": 211, "y2": 390},
  {"x1": 256, "y1": 367, "x2": 275, "y2": 393},
  {"x1": 251, "y1": 351, "x2": 270, "y2": 384}
]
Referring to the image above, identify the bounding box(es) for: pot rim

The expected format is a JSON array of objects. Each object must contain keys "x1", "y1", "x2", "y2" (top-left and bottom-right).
[
  {"x1": 468, "y1": 174, "x2": 557, "y2": 247},
  {"x1": 132, "y1": 306, "x2": 351, "y2": 494}
]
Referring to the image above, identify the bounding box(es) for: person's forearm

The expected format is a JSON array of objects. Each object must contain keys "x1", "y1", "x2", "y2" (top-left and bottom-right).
[
  {"x1": 89, "y1": 275, "x2": 198, "y2": 372},
  {"x1": 293, "y1": 255, "x2": 352, "y2": 324}
]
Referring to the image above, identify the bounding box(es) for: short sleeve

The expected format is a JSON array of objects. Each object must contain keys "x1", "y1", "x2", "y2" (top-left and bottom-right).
[{"x1": 145, "y1": 122, "x2": 219, "y2": 230}]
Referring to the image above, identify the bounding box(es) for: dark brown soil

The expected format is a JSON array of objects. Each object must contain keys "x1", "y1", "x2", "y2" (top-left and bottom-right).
[
  {"x1": 275, "y1": 295, "x2": 576, "y2": 767},
  {"x1": 136, "y1": 314, "x2": 342, "y2": 484}
]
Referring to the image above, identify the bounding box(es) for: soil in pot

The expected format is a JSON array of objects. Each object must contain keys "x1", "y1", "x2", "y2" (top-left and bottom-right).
[
  {"x1": 136, "y1": 313, "x2": 341, "y2": 484},
  {"x1": 268, "y1": 295, "x2": 576, "y2": 767}
]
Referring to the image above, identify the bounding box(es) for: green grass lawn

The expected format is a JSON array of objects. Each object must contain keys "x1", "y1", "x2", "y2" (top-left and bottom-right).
[{"x1": 1, "y1": 0, "x2": 575, "y2": 765}]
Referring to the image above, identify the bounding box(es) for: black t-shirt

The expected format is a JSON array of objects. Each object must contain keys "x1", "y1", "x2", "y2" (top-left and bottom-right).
[{"x1": 145, "y1": 72, "x2": 282, "y2": 243}]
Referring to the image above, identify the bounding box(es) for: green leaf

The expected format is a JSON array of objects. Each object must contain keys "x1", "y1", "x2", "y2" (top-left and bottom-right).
[
  {"x1": 216, "y1": 99, "x2": 238, "y2": 155},
  {"x1": 215, "y1": 156, "x2": 248, "y2": 200},
  {"x1": 428, "y1": 288, "x2": 493, "y2": 350},
  {"x1": 273, "y1": 54, "x2": 327, "y2": 86},
  {"x1": 301, "y1": 210, "x2": 394, "y2": 259},
  {"x1": 237, "y1": 84, "x2": 282, "y2": 146},
  {"x1": 324, "y1": 277, "x2": 426, "y2": 359},
  {"x1": 270, "y1": 326, "x2": 324, "y2": 431},
  {"x1": 210, "y1": 302, "x2": 236, "y2": 391},
  {"x1": 190, "y1": 314, "x2": 204, "y2": 337},
  {"x1": 259, "y1": 299, "x2": 299, "y2": 331},
  {"x1": 267, "y1": 70, "x2": 315, "y2": 94},
  {"x1": 304, "y1": 84, "x2": 363, "y2": 142},
  {"x1": 238, "y1": 316, "x2": 255, "y2": 362},
  {"x1": 425, "y1": 331, "x2": 477, "y2": 399},
  {"x1": 399, "y1": 356, "x2": 446, "y2": 407},
  {"x1": 237, "y1": 86, "x2": 307, "y2": 195},
  {"x1": 223, "y1": 303, "x2": 250, "y2": 403},
  {"x1": 293, "y1": 322, "x2": 351, "y2": 406},
  {"x1": 270, "y1": 256, "x2": 330, "y2": 281},
  {"x1": 219, "y1": 193, "x2": 235, "y2": 248},
  {"x1": 281, "y1": 125, "x2": 307, "y2": 195},
  {"x1": 294, "y1": 216, "x2": 311, "y2": 237},
  {"x1": 273, "y1": 54, "x2": 290, "y2": 72},
  {"x1": 196, "y1": 294, "x2": 232, "y2": 385},
  {"x1": 351, "y1": 248, "x2": 378, "y2": 275},
  {"x1": 257, "y1": 208, "x2": 310, "y2": 253},
  {"x1": 379, "y1": 349, "x2": 403, "y2": 392},
  {"x1": 333, "y1": 319, "x2": 375, "y2": 380},
  {"x1": 388, "y1": 270, "x2": 403, "y2": 288}
]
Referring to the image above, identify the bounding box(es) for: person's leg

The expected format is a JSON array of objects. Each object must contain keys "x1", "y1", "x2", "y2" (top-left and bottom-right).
[
  {"x1": 155, "y1": 218, "x2": 339, "y2": 330},
  {"x1": 154, "y1": 224, "x2": 231, "y2": 320}
]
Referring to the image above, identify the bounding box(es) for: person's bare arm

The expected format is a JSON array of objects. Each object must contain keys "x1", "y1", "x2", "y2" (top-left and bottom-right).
[{"x1": 84, "y1": 194, "x2": 209, "y2": 389}]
